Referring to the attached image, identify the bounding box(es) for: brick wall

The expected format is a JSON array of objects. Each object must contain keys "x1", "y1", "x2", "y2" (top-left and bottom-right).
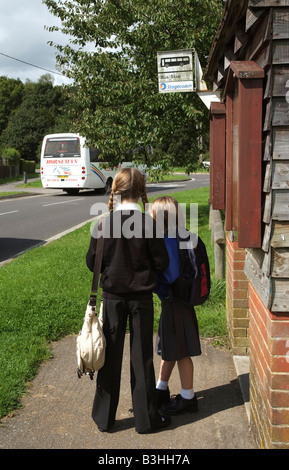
[
  {"x1": 226, "y1": 234, "x2": 249, "y2": 355},
  {"x1": 249, "y1": 283, "x2": 289, "y2": 449}
]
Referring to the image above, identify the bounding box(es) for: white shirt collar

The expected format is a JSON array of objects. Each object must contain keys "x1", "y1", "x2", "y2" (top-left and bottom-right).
[{"x1": 115, "y1": 202, "x2": 141, "y2": 212}]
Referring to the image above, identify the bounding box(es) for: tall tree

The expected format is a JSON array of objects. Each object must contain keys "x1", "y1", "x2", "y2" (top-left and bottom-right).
[
  {"x1": 2, "y1": 74, "x2": 66, "y2": 161},
  {"x1": 0, "y1": 77, "x2": 24, "y2": 136},
  {"x1": 44, "y1": 0, "x2": 224, "y2": 166}
]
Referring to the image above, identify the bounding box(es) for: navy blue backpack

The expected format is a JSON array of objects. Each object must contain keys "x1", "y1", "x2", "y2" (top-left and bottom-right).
[{"x1": 170, "y1": 233, "x2": 210, "y2": 306}]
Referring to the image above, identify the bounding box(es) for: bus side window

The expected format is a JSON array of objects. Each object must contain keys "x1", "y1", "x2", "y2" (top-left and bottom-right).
[{"x1": 89, "y1": 148, "x2": 99, "y2": 162}]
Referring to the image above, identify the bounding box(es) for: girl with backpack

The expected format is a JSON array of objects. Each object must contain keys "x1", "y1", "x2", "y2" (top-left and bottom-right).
[
  {"x1": 86, "y1": 168, "x2": 171, "y2": 434},
  {"x1": 149, "y1": 196, "x2": 202, "y2": 415}
]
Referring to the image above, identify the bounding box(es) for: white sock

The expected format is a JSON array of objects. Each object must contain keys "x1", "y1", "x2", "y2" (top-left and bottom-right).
[
  {"x1": 180, "y1": 388, "x2": 194, "y2": 400},
  {"x1": 156, "y1": 379, "x2": 168, "y2": 390}
]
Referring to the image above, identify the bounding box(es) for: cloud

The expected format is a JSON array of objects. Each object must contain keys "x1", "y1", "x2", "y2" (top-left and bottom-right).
[{"x1": 0, "y1": 0, "x2": 72, "y2": 85}]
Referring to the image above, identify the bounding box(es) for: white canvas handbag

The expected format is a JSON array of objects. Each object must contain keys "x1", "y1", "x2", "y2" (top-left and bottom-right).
[
  {"x1": 76, "y1": 218, "x2": 106, "y2": 380},
  {"x1": 76, "y1": 300, "x2": 106, "y2": 380}
]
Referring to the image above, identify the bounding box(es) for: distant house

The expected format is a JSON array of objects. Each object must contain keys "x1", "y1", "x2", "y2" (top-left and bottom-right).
[{"x1": 205, "y1": 0, "x2": 289, "y2": 449}]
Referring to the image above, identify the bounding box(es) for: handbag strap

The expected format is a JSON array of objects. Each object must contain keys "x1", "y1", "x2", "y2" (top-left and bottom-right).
[{"x1": 89, "y1": 217, "x2": 106, "y2": 306}]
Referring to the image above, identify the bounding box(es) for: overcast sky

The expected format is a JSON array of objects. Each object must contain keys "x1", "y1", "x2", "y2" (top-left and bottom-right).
[{"x1": 0, "y1": 0, "x2": 73, "y2": 85}]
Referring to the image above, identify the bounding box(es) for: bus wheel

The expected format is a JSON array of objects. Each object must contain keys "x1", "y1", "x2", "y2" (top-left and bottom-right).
[
  {"x1": 65, "y1": 189, "x2": 79, "y2": 195},
  {"x1": 102, "y1": 178, "x2": 112, "y2": 194}
]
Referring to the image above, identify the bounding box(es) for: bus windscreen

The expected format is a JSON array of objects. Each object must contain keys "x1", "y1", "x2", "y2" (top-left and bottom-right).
[{"x1": 44, "y1": 137, "x2": 81, "y2": 158}]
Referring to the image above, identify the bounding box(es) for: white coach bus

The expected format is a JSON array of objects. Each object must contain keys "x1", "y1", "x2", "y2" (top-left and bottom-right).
[{"x1": 40, "y1": 133, "x2": 143, "y2": 195}]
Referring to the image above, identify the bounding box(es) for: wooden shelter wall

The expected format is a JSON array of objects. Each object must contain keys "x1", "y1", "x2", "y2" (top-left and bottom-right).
[{"x1": 212, "y1": 5, "x2": 289, "y2": 312}]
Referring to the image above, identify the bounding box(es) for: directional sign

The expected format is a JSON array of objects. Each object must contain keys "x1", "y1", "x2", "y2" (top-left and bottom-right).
[{"x1": 157, "y1": 49, "x2": 194, "y2": 93}]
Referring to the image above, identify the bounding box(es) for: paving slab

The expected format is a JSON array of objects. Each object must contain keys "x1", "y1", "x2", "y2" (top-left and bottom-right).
[{"x1": 0, "y1": 335, "x2": 256, "y2": 450}]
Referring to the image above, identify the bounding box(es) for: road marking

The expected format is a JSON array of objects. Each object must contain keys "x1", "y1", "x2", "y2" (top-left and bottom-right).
[
  {"x1": 42, "y1": 198, "x2": 84, "y2": 207},
  {"x1": 0, "y1": 210, "x2": 19, "y2": 216}
]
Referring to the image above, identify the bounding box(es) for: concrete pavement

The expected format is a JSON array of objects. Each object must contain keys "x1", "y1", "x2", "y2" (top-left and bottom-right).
[{"x1": 0, "y1": 335, "x2": 256, "y2": 450}]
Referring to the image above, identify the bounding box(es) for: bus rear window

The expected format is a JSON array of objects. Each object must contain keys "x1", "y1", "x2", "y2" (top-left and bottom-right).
[{"x1": 44, "y1": 138, "x2": 81, "y2": 157}]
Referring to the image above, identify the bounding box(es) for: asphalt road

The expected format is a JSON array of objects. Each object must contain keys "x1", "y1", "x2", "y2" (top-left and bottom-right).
[{"x1": 0, "y1": 174, "x2": 210, "y2": 263}]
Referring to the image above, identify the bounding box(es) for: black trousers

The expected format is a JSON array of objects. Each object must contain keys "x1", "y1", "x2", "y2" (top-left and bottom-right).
[{"x1": 92, "y1": 297, "x2": 159, "y2": 433}]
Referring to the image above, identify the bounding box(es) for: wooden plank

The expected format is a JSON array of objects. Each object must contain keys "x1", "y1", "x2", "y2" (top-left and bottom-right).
[
  {"x1": 263, "y1": 160, "x2": 273, "y2": 192},
  {"x1": 272, "y1": 162, "x2": 289, "y2": 188},
  {"x1": 272, "y1": 97, "x2": 289, "y2": 126},
  {"x1": 262, "y1": 220, "x2": 272, "y2": 251},
  {"x1": 225, "y1": 93, "x2": 233, "y2": 231},
  {"x1": 232, "y1": 93, "x2": 239, "y2": 231},
  {"x1": 272, "y1": 247, "x2": 289, "y2": 276},
  {"x1": 210, "y1": 103, "x2": 226, "y2": 210},
  {"x1": 272, "y1": 39, "x2": 289, "y2": 64},
  {"x1": 249, "y1": 0, "x2": 289, "y2": 6},
  {"x1": 263, "y1": 249, "x2": 272, "y2": 276},
  {"x1": 263, "y1": 99, "x2": 272, "y2": 131},
  {"x1": 238, "y1": 76, "x2": 263, "y2": 248},
  {"x1": 272, "y1": 278, "x2": 289, "y2": 312},
  {"x1": 244, "y1": 248, "x2": 272, "y2": 309},
  {"x1": 272, "y1": 190, "x2": 289, "y2": 220},
  {"x1": 263, "y1": 132, "x2": 272, "y2": 161},
  {"x1": 273, "y1": 8, "x2": 289, "y2": 39},
  {"x1": 271, "y1": 221, "x2": 289, "y2": 247},
  {"x1": 272, "y1": 128, "x2": 289, "y2": 159},
  {"x1": 263, "y1": 191, "x2": 272, "y2": 223},
  {"x1": 271, "y1": 65, "x2": 289, "y2": 96},
  {"x1": 264, "y1": 66, "x2": 273, "y2": 99},
  {"x1": 246, "y1": 7, "x2": 266, "y2": 31}
]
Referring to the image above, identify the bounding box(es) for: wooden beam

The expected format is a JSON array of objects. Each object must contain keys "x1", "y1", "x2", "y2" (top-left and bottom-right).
[
  {"x1": 210, "y1": 102, "x2": 226, "y2": 210},
  {"x1": 225, "y1": 93, "x2": 233, "y2": 231},
  {"x1": 237, "y1": 66, "x2": 264, "y2": 247}
]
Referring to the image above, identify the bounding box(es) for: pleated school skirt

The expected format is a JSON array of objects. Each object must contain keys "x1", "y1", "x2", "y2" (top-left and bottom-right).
[{"x1": 156, "y1": 298, "x2": 202, "y2": 361}]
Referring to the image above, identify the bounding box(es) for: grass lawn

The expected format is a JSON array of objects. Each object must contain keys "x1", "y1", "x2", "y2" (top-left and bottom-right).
[{"x1": 0, "y1": 186, "x2": 226, "y2": 419}]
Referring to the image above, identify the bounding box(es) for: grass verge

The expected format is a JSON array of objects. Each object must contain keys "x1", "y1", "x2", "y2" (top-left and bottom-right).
[
  {"x1": 0, "y1": 186, "x2": 226, "y2": 419},
  {"x1": 0, "y1": 192, "x2": 32, "y2": 197}
]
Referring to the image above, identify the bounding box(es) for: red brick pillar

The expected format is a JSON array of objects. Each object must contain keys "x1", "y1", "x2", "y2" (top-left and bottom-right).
[
  {"x1": 226, "y1": 234, "x2": 249, "y2": 355},
  {"x1": 249, "y1": 283, "x2": 289, "y2": 449}
]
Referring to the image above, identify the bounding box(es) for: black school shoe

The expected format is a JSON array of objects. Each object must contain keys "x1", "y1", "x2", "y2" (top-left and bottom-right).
[{"x1": 161, "y1": 393, "x2": 198, "y2": 415}]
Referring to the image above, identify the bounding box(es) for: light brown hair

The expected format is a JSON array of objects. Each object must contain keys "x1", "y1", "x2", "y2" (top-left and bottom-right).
[
  {"x1": 108, "y1": 167, "x2": 148, "y2": 211},
  {"x1": 149, "y1": 196, "x2": 185, "y2": 235}
]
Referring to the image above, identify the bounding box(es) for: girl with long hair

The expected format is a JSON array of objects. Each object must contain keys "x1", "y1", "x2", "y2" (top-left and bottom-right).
[
  {"x1": 149, "y1": 196, "x2": 202, "y2": 415},
  {"x1": 86, "y1": 168, "x2": 171, "y2": 434}
]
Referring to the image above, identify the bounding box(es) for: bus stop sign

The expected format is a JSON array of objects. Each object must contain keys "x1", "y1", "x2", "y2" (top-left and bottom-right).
[{"x1": 157, "y1": 49, "x2": 194, "y2": 93}]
